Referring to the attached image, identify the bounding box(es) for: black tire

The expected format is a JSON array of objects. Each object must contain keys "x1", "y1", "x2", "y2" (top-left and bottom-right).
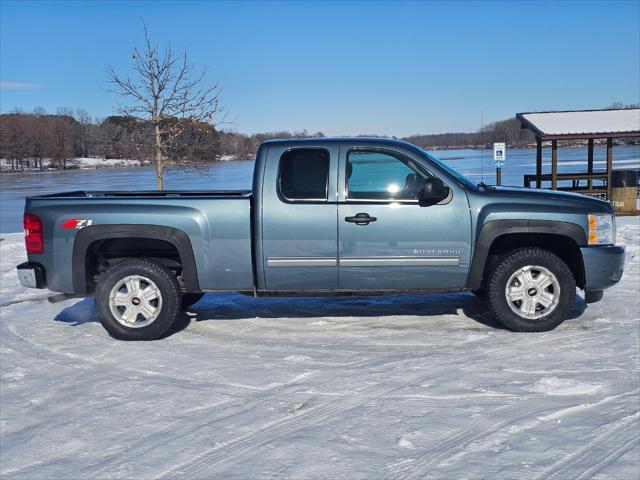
[
  {"x1": 181, "y1": 292, "x2": 205, "y2": 309},
  {"x1": 95, "y1": 258, "x2": 181, "y2": 341},
  {"x1": 486, "y1": 247, "x2": 575, "y2": 332}
]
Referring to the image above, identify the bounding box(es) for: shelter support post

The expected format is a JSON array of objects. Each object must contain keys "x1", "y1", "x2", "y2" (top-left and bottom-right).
[
  {"x1": 606, "y1": 137, "x2": 613, "y2": 200},
  {"x1": 536, "y1": 138, "x2": 542, "y2": 188},
  {"x1": 587, "y1": 139, "x2": 594, "y2": 190},
  {"x1": 551, "y1": 140, "x2": 558, "y2": 190}
]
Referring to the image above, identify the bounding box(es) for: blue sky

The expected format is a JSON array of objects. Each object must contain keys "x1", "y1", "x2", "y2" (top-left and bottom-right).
[{"x1": 1, "y1": 0, "x2": 638, "y2": 136}]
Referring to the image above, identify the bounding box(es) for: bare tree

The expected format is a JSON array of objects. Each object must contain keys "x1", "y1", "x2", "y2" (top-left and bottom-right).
[
  {"x1": 75, "y1": 109, "x2": 92, "y2": 157},
  {"x1": 106, "y1": 23, "x2": 224, "y2": 189}
]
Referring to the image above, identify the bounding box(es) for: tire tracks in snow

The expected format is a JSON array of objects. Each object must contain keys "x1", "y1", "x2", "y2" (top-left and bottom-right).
[
  {"x1": 534, "y1": 411, "x2": 640, "y2": 480},
  {"x1": 2, "y1": 322, "x2": 260, "y2": 397},
  {"x1": 386, "y1": 391, "x2": 639, "y2": 480},
  {"x1": 150, "y1": 329, "x2": 600, "y2": 479},
  {"x1": 81, "y1": 351, "x2": 445, "y2": 479},
  {"x1": 122, "y1": 331, "x2": 604, "y2": 477},
  {"x1": 384, "y1": 402, "x2": 552, "y2": 479}
]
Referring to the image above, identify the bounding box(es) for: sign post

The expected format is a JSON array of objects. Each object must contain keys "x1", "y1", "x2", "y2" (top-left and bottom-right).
[{"x1": 493, "y1": 142, "x2": 506, "y2": 186}]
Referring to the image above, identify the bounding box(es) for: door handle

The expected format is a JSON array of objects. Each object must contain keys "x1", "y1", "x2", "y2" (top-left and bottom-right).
[{"x1": 345, "y1": 213, "x2": 377, "y2": 225}]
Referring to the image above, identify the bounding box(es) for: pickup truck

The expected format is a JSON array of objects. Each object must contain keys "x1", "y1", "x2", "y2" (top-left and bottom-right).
[{"x1": 17, "y1": 138, "x2": 625, "y2": 340}]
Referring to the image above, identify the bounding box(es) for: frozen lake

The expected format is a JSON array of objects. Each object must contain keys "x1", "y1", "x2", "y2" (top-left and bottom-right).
[{"x1": 1, "y1": 145, "x2": 638, "y2": 233}]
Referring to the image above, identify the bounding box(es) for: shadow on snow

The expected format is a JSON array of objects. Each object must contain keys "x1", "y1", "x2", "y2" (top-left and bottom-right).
[{"x1": 54, "y1": 291, "x2": 588, "y2": 338}]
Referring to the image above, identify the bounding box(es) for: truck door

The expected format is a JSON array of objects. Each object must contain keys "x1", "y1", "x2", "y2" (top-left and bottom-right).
[
  {"x1": 337, "y1": 145, "x2": 472, "y2": 290},
  {"x1": 260, "y1": 143, "x2": 339, "y2": 290}
]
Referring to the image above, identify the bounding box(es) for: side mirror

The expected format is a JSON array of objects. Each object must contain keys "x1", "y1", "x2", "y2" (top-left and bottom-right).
[{"x1": 418, "y1": 177, "x2": 449, "y2": 206}]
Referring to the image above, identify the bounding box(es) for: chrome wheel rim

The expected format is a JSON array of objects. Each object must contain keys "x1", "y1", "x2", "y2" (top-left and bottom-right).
[
  {"x1": 505, "y1": 265, "x2": 560, "y2": 320},
  {"x1": 108, "y1": 275, "x2": 163, "y2": 328}
]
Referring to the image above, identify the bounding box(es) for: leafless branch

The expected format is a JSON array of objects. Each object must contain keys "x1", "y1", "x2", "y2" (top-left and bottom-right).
[{"x1": 105, "y1": 21, "x2": 224, "y2": 188}]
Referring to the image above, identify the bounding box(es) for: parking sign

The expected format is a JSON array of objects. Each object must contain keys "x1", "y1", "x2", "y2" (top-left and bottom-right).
[{"x1": 493, "y1": 142, "x2": 506, "y2": 168}]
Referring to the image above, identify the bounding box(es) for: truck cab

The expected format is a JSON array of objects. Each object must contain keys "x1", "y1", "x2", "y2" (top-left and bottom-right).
[{"x1": 253, "y1": 139, "x2": 472, "y2": 292}]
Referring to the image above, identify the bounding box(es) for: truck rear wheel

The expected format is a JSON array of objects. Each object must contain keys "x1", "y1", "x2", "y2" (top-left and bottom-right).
[
  {"x1": 95, "y1": 258, "x2": 181, "y2": 340},
  {"x1": 486, "y1": 247, "x2": 575, "y2": 332}
]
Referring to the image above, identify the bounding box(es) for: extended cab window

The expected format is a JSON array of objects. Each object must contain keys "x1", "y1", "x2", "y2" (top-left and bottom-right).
[
  {"x1": 346, "y1": 150, "x2": 431, "y2": 200},
  {"x1": 279, "y1": 148, "x2": 330, "y2": 201}
]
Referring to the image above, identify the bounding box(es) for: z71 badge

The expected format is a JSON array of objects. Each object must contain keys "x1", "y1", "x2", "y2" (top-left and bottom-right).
[{"x1": 61, "y1": 218, "x2": 94, "y2": 229}]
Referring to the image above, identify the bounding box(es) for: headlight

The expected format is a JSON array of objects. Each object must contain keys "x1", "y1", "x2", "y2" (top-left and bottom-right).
[{"x1": 588, "y1": 213, "x2": 615, "y2": 245}]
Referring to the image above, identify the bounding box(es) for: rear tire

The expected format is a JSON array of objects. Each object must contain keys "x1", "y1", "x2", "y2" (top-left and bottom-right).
[
  {"x1": 181, "y1": 292, "x2": 205, "y2": 309},
  {"x1": 486, "y1": 248, "x2": 575, "y2": 332},
  {"x1": 95, "y1": 258, "x2": 181, "y2": 341}
]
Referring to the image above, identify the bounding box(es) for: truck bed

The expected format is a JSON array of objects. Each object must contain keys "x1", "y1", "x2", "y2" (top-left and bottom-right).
[{"x1": 24, "y1": 189, "x2": 255, "y2": 293}]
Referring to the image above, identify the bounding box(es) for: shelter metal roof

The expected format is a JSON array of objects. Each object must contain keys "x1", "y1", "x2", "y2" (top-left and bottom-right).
[{"x1": 516, "y1": 108, "x2": 640, "y2": 140}]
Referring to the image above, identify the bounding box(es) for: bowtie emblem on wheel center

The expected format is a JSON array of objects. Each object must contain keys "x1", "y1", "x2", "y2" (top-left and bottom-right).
[
  {"x1": 527, "y1": 287, "x2": 538, "y2": 297},
  {"x1": 131, "y1": 297, "x2": 141, "y2": 306}
]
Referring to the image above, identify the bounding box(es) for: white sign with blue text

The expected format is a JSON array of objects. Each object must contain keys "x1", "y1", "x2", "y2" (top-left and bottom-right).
[{"x1": 493, "y1": 142, "x2": 506, "y2": 168}]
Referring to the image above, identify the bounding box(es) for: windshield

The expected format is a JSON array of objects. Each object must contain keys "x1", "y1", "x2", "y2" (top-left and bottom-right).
[{"x1": 422, "y1": 150, "x2": 479, "y2": 190}]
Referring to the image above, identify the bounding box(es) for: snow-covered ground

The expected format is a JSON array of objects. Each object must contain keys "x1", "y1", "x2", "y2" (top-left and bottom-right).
[
  {"x1": 71, "y1": 157, "x2": 144, "y2": 169},
  {"x1": 1, "y1": 219, "x2": 639, "y2": 479}
]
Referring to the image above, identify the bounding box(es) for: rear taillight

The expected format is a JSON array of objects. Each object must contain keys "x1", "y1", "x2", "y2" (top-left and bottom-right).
[{"x1": 24, "y1": 213, "x2": 44, "y2": 254}]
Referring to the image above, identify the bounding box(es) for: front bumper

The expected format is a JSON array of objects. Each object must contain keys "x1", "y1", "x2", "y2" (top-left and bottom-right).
[
  {"x1": 16, "y1": 262, "x2": 46, "y2": 289},
  {"x1": 580, "y1": 245, "x2": 625, "y2": 291}
]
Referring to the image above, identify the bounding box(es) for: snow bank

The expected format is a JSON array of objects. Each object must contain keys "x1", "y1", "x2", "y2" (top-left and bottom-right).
[
  {"x1": 1, "y1": 218, "x2": 639, "y2": 479},
  {"x1": 0, "y1": 157, "x2": 144, "y2": 171},
  {"x1": 71, "y1": 157, "x2": 144, "y2": 168}
]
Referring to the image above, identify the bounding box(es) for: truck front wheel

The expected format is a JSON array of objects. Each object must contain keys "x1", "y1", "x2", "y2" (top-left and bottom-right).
[
  {"x1": 486, "y1": 248, "x2": 575, "y2": 332},
  {"x1": 95, "y1": 258, "x2": 181, "y2": 340}
]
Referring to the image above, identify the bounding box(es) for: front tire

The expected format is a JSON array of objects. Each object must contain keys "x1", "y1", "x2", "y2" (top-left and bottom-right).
[
  {"x1": 486, "y1": 248, "x2": 575, "y2": 332},
  {"x1": 95, "y1": 258, "x2": 181, "y2": 340}
]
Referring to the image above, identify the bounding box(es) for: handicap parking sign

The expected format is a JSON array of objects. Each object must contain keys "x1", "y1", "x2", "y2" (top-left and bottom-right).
[{"x1": 493, "y1": 142, "x2": 506, "y2": 168}]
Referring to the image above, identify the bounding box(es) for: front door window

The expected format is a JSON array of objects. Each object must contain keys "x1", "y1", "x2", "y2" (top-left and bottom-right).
[{"x1": 346, "y1": 150, "x2": 430, "y2": 201}]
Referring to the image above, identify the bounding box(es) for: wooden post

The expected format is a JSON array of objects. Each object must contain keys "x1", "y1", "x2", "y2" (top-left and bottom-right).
[
  {"x1": 606, "y1": 137, "x2": 613, "y2": 201},
  {"x1": 587, "y1": 138, "x2": 594, "y2": 190},
  {"x1": 551, "y1": 140, "x2": 558, "y2": 190},
  {"x1": 536, "y1": 137, "x2": 542, "y2": 188}
]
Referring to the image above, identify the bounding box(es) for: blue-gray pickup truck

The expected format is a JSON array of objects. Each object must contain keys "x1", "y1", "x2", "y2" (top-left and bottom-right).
[{"x1": 17, "y1": 138, "x2": 625, "y2": 340}]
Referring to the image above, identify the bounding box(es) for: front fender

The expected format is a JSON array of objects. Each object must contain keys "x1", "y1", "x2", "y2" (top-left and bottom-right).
[{"x1": 466, "y1": 219, "x2": 587, "y2": 289}]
